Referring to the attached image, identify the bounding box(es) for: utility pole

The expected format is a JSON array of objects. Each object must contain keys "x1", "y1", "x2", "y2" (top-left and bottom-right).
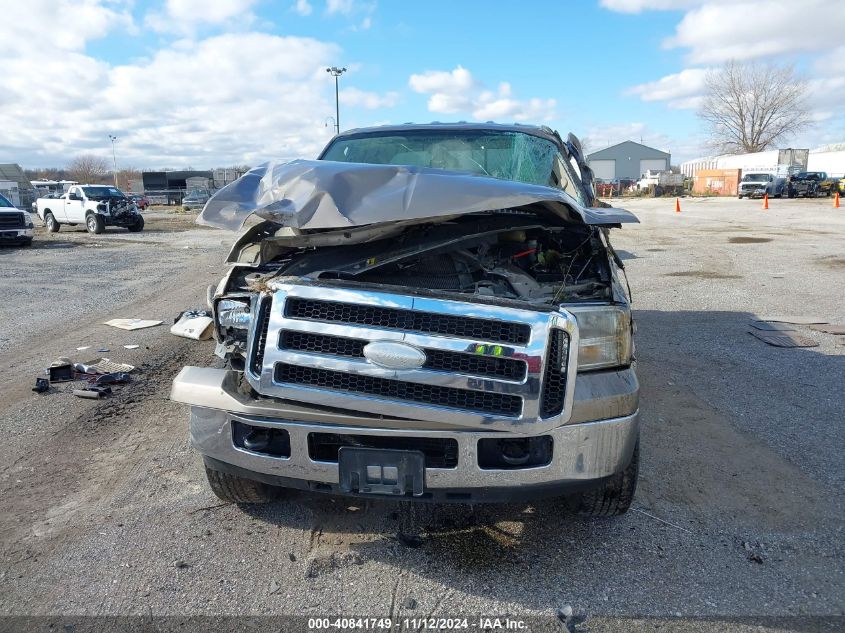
[
  {"x1": 108, "y1": 135, "x2": 118, "y2": 188},
  {"x1": 325, "y1": 67, "x2": 346, "y2": 136}
]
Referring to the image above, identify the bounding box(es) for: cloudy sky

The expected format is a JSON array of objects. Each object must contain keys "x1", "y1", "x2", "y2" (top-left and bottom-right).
[{"x1": 2, "y1": 0, "x2": 843, "y2": 169}]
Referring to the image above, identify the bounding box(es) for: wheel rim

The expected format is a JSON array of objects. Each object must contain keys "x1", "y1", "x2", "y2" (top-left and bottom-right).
[{"x1": 87, "y1": 216, "x2": 96, "y2": 231}]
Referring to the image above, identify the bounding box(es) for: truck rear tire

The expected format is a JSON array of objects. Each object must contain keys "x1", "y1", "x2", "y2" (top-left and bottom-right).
[
  {"x1": 44, "y1": 212, "x2": 60, "y2": 232},
  {"x1": 86, "y1": 213, "x2": 105, "y2": 234},
  {"x1": 205, "y1": 466, "x2": 278, "y2": 504},
  {"x1": 566, "y1": 442, "x2": 639, "y2": 517}
]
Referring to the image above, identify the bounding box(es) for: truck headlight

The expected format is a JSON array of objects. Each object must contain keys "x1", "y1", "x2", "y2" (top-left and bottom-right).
[
  {"x1": 217, "y1": 299, "x2": 252, "y2": 329},
  {"x1": 569, "y1": 306, "x2": 632, "y2": 371}
]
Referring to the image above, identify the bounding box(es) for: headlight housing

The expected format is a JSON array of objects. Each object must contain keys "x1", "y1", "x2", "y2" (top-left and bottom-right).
[
  {"x1": 217, "y1": 299, "x2": 252, "y2": 330},
  {"x1": 569, "y1": 306, "x2": 632, "y2": 371}
]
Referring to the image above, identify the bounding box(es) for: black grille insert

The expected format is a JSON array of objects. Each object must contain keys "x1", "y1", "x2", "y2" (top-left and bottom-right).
[
  {"x1": 285, "y1": 297, "x2": 530, "y2": 344},
  {"x1": 539, "y1": 330, "x2": 568, "y2": 418},
  {"x1": 0, "y1": 212, "x2": 24, "y2": 228},
  {"x1": 308, "y1": 433, "x2": 459, "y2": 469},
  {"x1": 250, "y1": 298, "x2": 272, "y2": 376},
  {"x1": 276, "y1": 363, "x2": 522, "y2": 416},
  {"x1": 279, "y1": 331, "x2": 527, "y2": 380}
]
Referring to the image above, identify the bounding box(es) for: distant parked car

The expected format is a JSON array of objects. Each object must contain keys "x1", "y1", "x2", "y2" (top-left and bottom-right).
[
  {"x1": 128, "y1": 194, "x2": 150, "y2": 210},
  {"x1": 1, "y1": 192, "x2": 35, "y2": 247},
  {"x1": 181, "y1": 191, "x2": 210, "y2": 211}
]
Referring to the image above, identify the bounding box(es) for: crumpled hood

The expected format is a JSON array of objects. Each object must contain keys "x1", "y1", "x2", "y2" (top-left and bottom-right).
[{"x1": 197, "y1": 159, "x2": 638, "y2": 232}]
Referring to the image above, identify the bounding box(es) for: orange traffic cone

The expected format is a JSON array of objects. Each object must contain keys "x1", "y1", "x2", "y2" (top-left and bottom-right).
[
  {"x1": 835, "y1": 191, "x2": 840, "y2": 208},
  {"x1": 762, "y1": 193, "x2": 769, "y2": 210},
  {"x1": 675, "y1": 198, "x2": 681, "y2": 213}
]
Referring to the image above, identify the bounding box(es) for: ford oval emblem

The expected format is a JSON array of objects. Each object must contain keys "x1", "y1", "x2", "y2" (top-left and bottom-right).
[{"x1": 363, "y1": 341, "x2": 426, "y2": 370}]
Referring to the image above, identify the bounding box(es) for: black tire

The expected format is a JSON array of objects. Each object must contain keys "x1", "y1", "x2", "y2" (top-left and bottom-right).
[
  {"x1": 21, "y1": 239, "x2": 33, "y2": 247},
  {"x1": 86, "y1": 213, "x2": 105, "y2": 234},
  {"x1": 737, "y1": 195, "x2": 743, "y2": 199},
  {"x1": 44, "y1": 212, "x2": 60, "y2": 232},
  {"x1": 127, "y1": 215, "x2": 144, "y2": 232},
  {"x1": 567, "y1": 441, "x2": 639, "y2": 517},
  {"x1": 205, "y1": 466, "x2": 278, "y2": 504}
]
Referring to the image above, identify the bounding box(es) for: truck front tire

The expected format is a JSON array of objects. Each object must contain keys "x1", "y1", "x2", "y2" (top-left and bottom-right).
[
  {"x1": 566, "y1": 441, "x2": 639, "y2": 517},
  {"x1": 205, "y1": 466, "x2": 278, "y2": 504},
  {"x1": 44, "y1": 212, "x2": 60, "y2": 232},
  {"x1": 127, "y1": 216, "x2": 144, "y2": 232},
  {"x1": 86, "y1": 213, "x2": 105, "y2": 234}
]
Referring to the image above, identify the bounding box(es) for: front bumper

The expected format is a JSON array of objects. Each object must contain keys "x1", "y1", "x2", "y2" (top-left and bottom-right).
[
  {"x1": 0, "y1": 228, "x2": 33, "y2": 243},
  {"x1": 172, "y1": 366, "x2": 639, "y2": 500}
]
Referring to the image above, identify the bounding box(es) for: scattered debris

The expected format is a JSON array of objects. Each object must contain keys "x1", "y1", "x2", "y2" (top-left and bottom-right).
[
  {"x1": 289, "y1": 553, "x2": 296, "y2": 562},
  {"x1": 104, "y1": 318, "x2": 163, "y2": 331},
  {"x1": 749, "y1": 331, "x2": 819, "y2": 348},
  {"x1": 402, "y1": 597, "x2": 417, "y2": 610},
  {"x1": 32, "y1": 378, "x2": 50, "y2": 393},
  {"x1": 171, "y1": 310, "x2": 213, "y2": 341},
  {"x1": 76, "y1": 346, "x2": 91, "y2": 351},
  {"x1": 123, "y1": 344, "x2": 140, "y2": 349},
  {"x1": 97, "y1": 348, "x2": 110, "y2": 353},
  {"x1": 47, "y1": 362, "x2": 74, "y2": 382},
  {"x1": 268, "y1": 579, "x2": 281, "y2": 595},
  {"x1": 174, "y1": 560, "x2": 189, "y2": 569},
  {"x1": 810, "y1": 324, "x2": 845, "y2": 335},
  {"x1": 73, "y1": 386, "x2": 112, "y2": 399},
  {"x1": 93, "y1": 372, "x2": 131, "y2": 386},
  {"x1": 756, "y1": 316, "x2": 828, "y2": 325},
  {"x1": 749, "y1": 321, "x2": 795, "y2": 332},
  {"x1": 748, "y1": 552, "x2": 765, "y2": 564},
  {"x1": 86, "y1": 359, "x2": 135, "y2": 374}
]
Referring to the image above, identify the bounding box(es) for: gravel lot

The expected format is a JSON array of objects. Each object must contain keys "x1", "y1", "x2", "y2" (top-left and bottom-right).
[{"x1": 0, "y1": 199, "x2": 842, "y2": 632}]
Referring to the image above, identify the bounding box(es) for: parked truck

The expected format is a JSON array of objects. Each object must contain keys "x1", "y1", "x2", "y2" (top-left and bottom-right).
[
  {"x1": 171, "y1": 123, "x2": 640, "y2": 516},
  {"x1": 35, "y1": 184, "x2": 144, "y2": 234},
  {"x1": 636, "y1": 170, "x2": 684, "y2": 196},
  {"x1": 787, "y1": 172, "x2": 837, "y2": 198},
  {"x1": 737, "y1": 172, "x2": 786, "y2": 198},
  {"x1": 0, "y1": 192, "x2": 34, "y2": 246}
]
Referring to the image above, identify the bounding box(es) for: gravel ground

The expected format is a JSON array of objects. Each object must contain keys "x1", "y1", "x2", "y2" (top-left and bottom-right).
[{"x1": 0, "y1": 198, "x2": 842, "y2": 632}]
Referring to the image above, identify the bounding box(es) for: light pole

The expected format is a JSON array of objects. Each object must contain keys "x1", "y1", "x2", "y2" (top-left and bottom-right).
[
  {"x1": 108, "y1": 135, "x2": 118, "y2": 188},
  {"x1": 325, "y1": 66, "x2": 346, "y2": 136}
]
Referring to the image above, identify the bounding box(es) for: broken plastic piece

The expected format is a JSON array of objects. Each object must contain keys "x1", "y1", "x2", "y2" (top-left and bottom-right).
[
  {"x1": 47, "y1": 363, "x2": 74, "y2": 382},
  {"x1": 104, "y1": 318, "x2": 163, "y2": 331},
  {"x1": 32, "y1": 377, "x2": 50, "y2": 393},
  {"x1": 94, "y1": 372, "x2": 131, "y2": 386},
  {"x1": 73, "y1": 386, "x2": 112, "y2": 399},
  {"x1": 88, "y1": 359, "x2": 135, "y2": 373},
  {"x1": 171, "y1": 311, "x2": 214, "y2": 341}
]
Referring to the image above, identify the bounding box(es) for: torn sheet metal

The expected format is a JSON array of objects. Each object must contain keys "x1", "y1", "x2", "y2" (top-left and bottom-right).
[{"x1": 197, "y1": 159, "x2": 638, "y2": 232}]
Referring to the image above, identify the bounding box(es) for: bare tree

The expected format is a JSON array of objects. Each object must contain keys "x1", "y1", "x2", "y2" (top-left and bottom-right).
[
  {"x1": 67, "y1": 155, "x2": 110, "y2": 184},
  {"x1": 115, "y1": 167, "x2": 141, "y2": 190},
  {"x1": 698, "y1": 60, "x2": 811, "y2": 154}
]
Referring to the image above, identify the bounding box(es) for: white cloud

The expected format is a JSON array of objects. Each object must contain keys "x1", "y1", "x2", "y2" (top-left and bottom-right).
[
  {"x1": 326, "y1": 0, "x2": 355, "y2": 15},
  {"x1": 0, "y1": 1, "x2": 358, "y2": 167},
  {"x1": 294, "y1": 0, "x2": 313, "y2": 16},
  {"x1": 600, "y1": 0, "x2": 702, "y2": 13},
  {"x1": 340, "y1": 87, "x2": 398, "y2": 109},
  {"x1": 409, "y1": 66, "x2": 555, "y2": 122},
  {"x1": 146, "y1": 0, "x2": 259, "y2": 34},
  {"x1": 664, "y1": 1, "x2": 845, "y2": 64},
  {"x1": 625, "y1": 68, "x2": 710, "y2": 109}
]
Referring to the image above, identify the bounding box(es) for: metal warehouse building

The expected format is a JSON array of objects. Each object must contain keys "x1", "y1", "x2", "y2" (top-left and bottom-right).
[{"x1": 586, "y1": 141, "x2": 671, "y2": 181}]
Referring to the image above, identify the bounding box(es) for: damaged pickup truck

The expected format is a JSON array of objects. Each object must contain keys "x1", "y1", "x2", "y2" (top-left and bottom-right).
[{"x1": 171, "y1": 123, "x2": 641, "y2": 515}]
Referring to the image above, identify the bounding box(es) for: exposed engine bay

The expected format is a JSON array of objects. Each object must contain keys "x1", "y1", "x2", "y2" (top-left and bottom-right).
[{"x1": 223, "y1": 212, "x2": 617, "y2": 306}]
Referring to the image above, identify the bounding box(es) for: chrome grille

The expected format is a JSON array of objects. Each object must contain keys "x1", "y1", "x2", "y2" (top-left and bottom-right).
[
  {"x1": 280, "y1": 330, "x2": 527, "y2": 380},
  {"x1": 285, "y1": 297, "x2": 531, "y2": 344},
  {"x1": 246, "y1": 283, "x2": 578, "y2": 432}
]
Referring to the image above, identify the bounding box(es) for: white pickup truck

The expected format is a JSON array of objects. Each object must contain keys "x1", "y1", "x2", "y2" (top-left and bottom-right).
[{"x1": 35, "y1": 184, "x2": 144, "y2": 234}]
